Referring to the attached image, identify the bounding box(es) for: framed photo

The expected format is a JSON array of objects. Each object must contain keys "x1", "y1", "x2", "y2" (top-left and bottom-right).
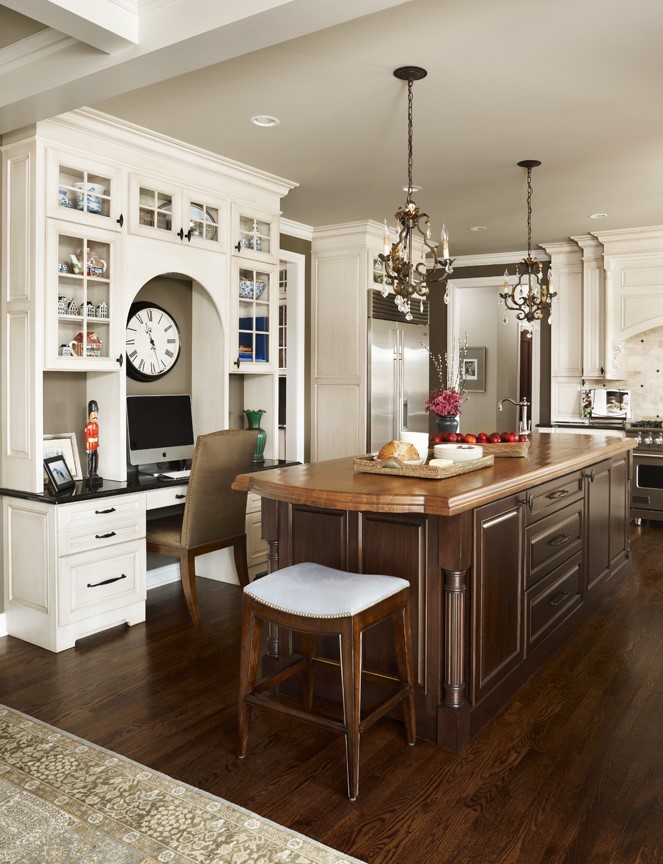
[
  {"x1": 463, "y1": 347, "x2": 486, "y2": 393},
  {"x1": 44, "y1": 455, "x2": 76, "y2": 493},
  {"x1": 43, "y1": 432, "x2": 82, "y2": 480}
]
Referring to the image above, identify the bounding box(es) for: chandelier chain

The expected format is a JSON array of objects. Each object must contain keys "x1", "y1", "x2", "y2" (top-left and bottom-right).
[
  {"x1": 526, "y1": 166, "x2": 533, "y2": 258},
  {"x1": 407, "y1": 77, "x2": 414, "y2": 201}
]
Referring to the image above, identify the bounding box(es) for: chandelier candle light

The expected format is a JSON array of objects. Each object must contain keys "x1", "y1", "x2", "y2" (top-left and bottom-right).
[
  {"x1": 378, "y1": 66, "x2": 454, "y2": 321},
  {"x1": 499, "y1": 160, "x2": 556, "y2": 334}
]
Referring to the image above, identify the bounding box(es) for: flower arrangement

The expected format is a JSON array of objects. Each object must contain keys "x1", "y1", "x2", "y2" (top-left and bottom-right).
[{"x1": 422, "y1": 336, "x2": 468, "y2": 417}]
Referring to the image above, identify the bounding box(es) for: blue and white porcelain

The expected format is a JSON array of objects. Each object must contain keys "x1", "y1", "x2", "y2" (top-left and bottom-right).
[
  {"x1": 74, "y1": 182, "x2": 106, "y2": 214},
  {"x1": 238, "y1": 280, "x2": 267, "y2": 299},
  {"x1": 59, "y1": 188, "x2": 72, "y2": 208}
]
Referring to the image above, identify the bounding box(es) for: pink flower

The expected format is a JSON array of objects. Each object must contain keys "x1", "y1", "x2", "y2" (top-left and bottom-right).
[{"x1": 425, "y1": 388, "x2": 463, "y2": 417}]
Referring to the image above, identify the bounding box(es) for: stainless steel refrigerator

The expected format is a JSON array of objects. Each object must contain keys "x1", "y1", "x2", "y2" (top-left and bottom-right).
[{"x1": 368, "y1": 292, "x2": 430, "y2": 453}]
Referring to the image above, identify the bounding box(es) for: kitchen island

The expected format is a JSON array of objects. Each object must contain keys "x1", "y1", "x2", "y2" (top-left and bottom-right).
[{"x1": 233, "y1": 433, "x2": 636, "y2": 750}]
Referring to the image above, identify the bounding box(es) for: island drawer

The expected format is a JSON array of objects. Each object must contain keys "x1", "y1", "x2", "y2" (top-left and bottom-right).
[
  {"x1": 525, "y1": 470, "x2": 584, "y2": 524},
  {"x1": 525, "y1": 551, "x2": 583, "y2": 652},
  {"x1": 525, "y1": 496, "x2": 583, "y2": 588}
]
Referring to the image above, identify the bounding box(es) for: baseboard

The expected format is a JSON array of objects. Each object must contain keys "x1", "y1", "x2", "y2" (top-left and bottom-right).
[
  {"x1": 0, "y1": 612, "x2": 6, "y2": 638},
  {"x1": 147, "y1": 563, "x2": 180, "y2": 590}
]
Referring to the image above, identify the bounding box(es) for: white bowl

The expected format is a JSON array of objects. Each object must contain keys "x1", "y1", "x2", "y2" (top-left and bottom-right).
[
  {"x1": 399, "y1": 431, "x2": 430, "y2": 460},
  {"x1": 433, "y1": 443, "x2": 483, "y2": 463},
  {"x1": 403, "y1": 457, "x2": 426, "y2": 466}
]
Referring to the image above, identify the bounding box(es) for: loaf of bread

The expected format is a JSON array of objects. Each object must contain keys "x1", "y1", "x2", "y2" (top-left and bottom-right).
[{"x1": 377, "y1": 440, "x2": 420, "y2": 461}]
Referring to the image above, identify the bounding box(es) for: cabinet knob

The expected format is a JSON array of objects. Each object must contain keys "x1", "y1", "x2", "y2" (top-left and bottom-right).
[
  {"x1": 116, "y1": 213, "x2": 124, "y2": 227},
  {"x1": 585, "y1": 468, "x2": 595, "y2": 483},
  {"x1": 185, "y1": 228, "x2": 192, "y2": 242},
  {"x1": 234, "y1": 240, "x2": 242, "y2": 252},
  {"x1": 233, "y1": 356, "x2": 241, "y2": 369},
  {"x1": 177, "y1": 227, "x2": 184, "y2": 240},
  {"x1": 116, "y1": 354, "x2": 124, "y2": 367}
]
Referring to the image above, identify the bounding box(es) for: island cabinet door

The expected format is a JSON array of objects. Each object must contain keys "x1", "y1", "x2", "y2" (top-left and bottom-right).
[
  {"x1": 585, "y1": 454, "x2": 630, "y2": 595},
  {"x1": 471, "y1": 493, "x2": 526, "y2": 706},
  {"x1": 270, "y1": 502, "x2": 438, "y2": 733}
]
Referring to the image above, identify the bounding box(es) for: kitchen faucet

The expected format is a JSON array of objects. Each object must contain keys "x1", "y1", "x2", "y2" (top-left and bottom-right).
[{"x1": 498, "y1": 396, "x2": 530, "y2": 435}]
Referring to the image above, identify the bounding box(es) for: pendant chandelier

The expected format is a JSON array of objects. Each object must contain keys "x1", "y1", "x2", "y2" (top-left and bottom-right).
[
  {"x1": 499, "y1": 160, "x2": 556, "y2": 332},
  {"x1": 378, "y1": 66, "x2": 453, "y2": 321}
]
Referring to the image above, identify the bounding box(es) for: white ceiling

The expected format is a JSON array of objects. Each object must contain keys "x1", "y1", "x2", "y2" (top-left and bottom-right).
[{"x1": 3, "y1": 0, "x2": 663, "y2": 256}]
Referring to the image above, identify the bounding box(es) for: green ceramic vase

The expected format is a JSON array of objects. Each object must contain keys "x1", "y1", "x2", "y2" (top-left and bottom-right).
[
  {"x1": 436, "y1": 415, "x2": 459, "y2": 434},
  {"x1": 244, "y1": 409, "x2": 266, "y2": 464}
]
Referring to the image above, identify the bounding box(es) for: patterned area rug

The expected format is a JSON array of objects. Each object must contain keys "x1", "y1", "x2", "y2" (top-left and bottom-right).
[{"x1": 0, "y1": 705, "x2": 364, "y2": 864}]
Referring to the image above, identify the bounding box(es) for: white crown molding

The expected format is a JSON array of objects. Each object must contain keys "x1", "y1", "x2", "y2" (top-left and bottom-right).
[
  {"x1": 453, "y1": 247, "x2": 550, "y2": 268},
  {"x1": 0, "y1": 30, "x2": 77, "y2": 75},
  {"x1": 280, "y1": 218, "x2": 313, "y2": 241}
]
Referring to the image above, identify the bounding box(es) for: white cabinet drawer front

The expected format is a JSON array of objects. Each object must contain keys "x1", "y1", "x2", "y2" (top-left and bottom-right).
[
  {"x1": 58, "y1": 494, "x2": 145, "y2": 531},
  {"x1": 247, "y1": 491, "x2": 261, "y2": 514},
  {"x1": 59, "y1": 516, "x2": 146, "y2": 555},
  {"x1": 146, "y1": 485, "x2": 188, "y2": 510},
  {"x1": 59, "y1": 540, "x2": 146, "y2": 624}
]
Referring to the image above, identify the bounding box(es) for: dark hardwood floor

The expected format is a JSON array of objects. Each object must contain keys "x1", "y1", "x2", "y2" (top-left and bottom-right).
[{"x1": 2, "y1": 521, "x2": 662, "y2": 863}]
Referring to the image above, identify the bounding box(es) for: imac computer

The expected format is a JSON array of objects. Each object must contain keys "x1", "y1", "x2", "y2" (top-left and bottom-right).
[{"x1": 126, "y1": 394, "x2": 195, "y2": 475}]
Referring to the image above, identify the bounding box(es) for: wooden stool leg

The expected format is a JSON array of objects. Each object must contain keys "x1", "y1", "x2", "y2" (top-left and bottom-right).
[
  {"x1": 340, "y1": 618, "x2": 362, "y2": 801},
  {"x1": 238, "y1": 604, "x2": 264, "y2": 758},
  {"x1": 299, "y1": 633, "x2": 316, "y2": 710},
  {"x1": 393, "y1": 596, "x2": 416, "y2": 746},
  {"x1": 179, "y1": 551, "x2": 200, "y2": 626},
  {"x1": 233, "y1": 535, "x2": 250, "y2": 587}
]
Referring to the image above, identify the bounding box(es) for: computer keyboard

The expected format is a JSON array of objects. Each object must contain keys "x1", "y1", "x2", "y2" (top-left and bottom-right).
[{"x1": 155, "y1": 469, "x2": 191, "y2": 480}]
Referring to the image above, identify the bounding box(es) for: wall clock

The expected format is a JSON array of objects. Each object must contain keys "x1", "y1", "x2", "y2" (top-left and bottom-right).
[{"x1": 125, "y1": 301, "x2": 182, "y2": 381}]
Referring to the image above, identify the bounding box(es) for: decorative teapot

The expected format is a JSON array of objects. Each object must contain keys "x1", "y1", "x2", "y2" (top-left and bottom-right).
[{"x1": 70, "y1": 250, "x2": 107, "y2": 277}]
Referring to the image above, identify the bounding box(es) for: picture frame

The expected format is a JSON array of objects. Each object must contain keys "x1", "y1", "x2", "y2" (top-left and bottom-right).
[
  {"x1": 463, "y1": 347, "x2": 486, "y2": 393},
  {"x1": 44, "y1": 454, "x2": 76, "y2": 493},
  {"x1": 43, "y1": 432, "x2": 82, "y2": 480}
]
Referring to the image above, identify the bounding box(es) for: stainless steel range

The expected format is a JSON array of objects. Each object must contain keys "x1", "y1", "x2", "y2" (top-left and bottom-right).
[{"x1": 626, "y1": 420, "x2": 663, "y2": 524}]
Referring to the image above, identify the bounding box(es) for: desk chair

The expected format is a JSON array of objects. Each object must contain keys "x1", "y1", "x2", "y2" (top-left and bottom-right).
[
  {"x1": 238, "y1": 562, "x2": 416, "y2": 800},
  {"x1": 146, "y1": 428, "x2": 258, "y2": 626}
]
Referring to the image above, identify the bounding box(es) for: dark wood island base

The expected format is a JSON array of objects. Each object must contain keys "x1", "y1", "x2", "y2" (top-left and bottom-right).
[{"x1": 233, "y1": 433, "x2": 636, "y2": 751}]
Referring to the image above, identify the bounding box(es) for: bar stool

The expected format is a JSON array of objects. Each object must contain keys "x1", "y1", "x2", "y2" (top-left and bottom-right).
[{"x1": 237, "y1": 562, "x2": 416, "y2": 800}]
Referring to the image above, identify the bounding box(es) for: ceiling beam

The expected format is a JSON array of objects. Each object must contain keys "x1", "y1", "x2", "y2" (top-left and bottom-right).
[{"x1": 1, "y1": 0, "x2": 138, "y2": 53}]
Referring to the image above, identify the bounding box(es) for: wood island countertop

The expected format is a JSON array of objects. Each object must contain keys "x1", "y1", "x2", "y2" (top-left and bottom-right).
[{"x1": 234, "y1": 432, "x2": 636, "y2": 517}]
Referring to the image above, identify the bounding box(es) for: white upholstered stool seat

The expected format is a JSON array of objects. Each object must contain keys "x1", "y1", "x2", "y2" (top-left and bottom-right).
[{"x1": 237, "y1": 562, "x2": 416, "y2": 800}]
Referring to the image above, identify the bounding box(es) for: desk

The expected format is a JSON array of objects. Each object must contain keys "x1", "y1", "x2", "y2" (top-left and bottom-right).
[{"x1": 1, "y1": 460, "x2": 290, "y2": 652}]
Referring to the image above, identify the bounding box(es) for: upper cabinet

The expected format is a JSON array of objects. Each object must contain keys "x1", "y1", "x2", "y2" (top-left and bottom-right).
[
  {"x1": 47, "y1": 148, "x2": 125, "y2": 231},
  {"x1": 232, "y1": 205, "x2": 279, "y2": 263},
  {"x1": 128, "y1": 173, "x2": 227, "y2": 250},
  {"x1": 1, "y1": 108, "x2": 296, "y2": 492}
]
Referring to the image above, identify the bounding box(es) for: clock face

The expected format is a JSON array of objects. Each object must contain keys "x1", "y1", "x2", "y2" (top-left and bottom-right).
[{"x1": 125, "y1": 302, "x2": 181, "y2": 381}]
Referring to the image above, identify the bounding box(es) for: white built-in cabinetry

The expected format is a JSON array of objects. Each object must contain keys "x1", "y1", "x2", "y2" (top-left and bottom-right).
[
  {"x1": 544, "y1": 226, "x2": 663, "y2": 421},
  {"x1": 310, "y1": 221, "x2": 386, "y2": 461},
  {"x1": 1, "y1": 108, "x2": 294, "y2": 648}
]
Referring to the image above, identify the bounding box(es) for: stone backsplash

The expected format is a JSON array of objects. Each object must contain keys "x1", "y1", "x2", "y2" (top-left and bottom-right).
[{"x1": 622, "y1": 324, "x2": 663, "y2": 420}]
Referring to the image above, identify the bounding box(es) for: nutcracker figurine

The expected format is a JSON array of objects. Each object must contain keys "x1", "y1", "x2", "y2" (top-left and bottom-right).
[{"x1": 85, "y1": 399, "x2": 100, "y2": 481}]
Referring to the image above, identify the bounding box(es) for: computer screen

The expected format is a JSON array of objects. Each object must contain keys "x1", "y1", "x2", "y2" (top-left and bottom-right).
[{"x1": 126, "y1": 394, "x2": 195, "y2": 467}]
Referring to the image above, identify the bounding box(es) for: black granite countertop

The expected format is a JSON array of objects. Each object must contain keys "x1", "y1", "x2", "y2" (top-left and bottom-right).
[{"x1": 0, "y1": 459, "x2": 294, "y2": 505}]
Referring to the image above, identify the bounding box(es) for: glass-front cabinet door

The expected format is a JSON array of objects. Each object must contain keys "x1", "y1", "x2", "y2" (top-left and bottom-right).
[
  {"x1": 232, "y1": 261, "x2": 277, "y2": 371},
  {"x1": 129, "y1": 173, "x2": 226, "y2": 249},
  {"x1": 45, "y1": 222, "x2": 118, "y2": 371},
  {"x1": 47, "y1": 148, "x2": 124, "y2": 231},
  {"x1": 232, "y1": 205, "x2": 278, "y2": 263}
]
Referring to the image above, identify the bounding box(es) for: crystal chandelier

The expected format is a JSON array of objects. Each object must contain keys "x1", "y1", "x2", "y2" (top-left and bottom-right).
[
  {"x1": 378, "y1": 66, "x2": 453, "y2": 321},
  {"x1": 499, "y1": 160, "x2": 556, "y2": 333}
]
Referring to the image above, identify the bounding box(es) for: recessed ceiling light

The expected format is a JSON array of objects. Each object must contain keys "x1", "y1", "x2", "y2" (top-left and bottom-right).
[
  {"x1": 250, "y1": 115, "x2": 280, "y2": 127},
  {"x1": 470, "y1": 225, "x2": 487, "y2": 232},
  {"x1": 588, "y1": 212, "x2": 608, "y2": 219}
]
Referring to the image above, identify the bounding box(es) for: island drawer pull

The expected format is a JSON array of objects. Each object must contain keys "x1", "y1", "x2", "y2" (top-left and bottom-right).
[
  {"x1": 94, "y1": 507, "x2": 116, "y2": 515},
  {"x1": 95, "y1": 531, "x2": 117, "y2": 539},
  {"x1": 175, "y1": 493, "x2": 186, "y2": 500},
  {"x1": 548, "y1": 590, "x2": 571, "y2": 607},
  {"x1": 548, "y1": 533, "x2": 571, "y2": 547},
  {"x1": 546, "y1": 489, "x2": 570, "y2": 501},
  {"x1": 86, "y1": 574, "x2": 127, "y2": 588}
]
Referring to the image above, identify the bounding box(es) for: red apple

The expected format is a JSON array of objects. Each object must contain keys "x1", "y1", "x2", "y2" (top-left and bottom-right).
[
  {"x1": 477, "y1": 432, "x2": 489, "y2": 442},
  {"x1": 504, "y1": 431, "x2": 519, "y2": 443},
  {"x1": 488, "y1": 433, "x2": 502, "y2": 443},
  {"x1": 430, "y1": 433, "x2": 444, "y2": 444},
  {"x1": 447, "y1": 433, "x2": 459, "y2": 442},
  {"x1": 463, "y1": 433, "x2": 477, "y2": 444},
  {"x1": 518, "y1": 434, "x2": 529, "y2": 442}
]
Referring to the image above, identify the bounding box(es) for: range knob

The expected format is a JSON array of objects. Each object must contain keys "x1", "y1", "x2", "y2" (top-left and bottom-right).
[
  {"x1": 655, "y1": 434, "x2": 663, "y2": 446},
  {"x1": 643, "y1": 434, "x2": 653, "y2": 445}
]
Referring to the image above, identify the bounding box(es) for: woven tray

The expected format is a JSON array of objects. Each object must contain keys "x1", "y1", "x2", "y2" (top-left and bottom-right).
[
  {"x1": 478, "y1": 441, "x2": 530, "y2": 458},
  {"x1": 353, "y1": 454, "x2": 494, "y2": 479}
]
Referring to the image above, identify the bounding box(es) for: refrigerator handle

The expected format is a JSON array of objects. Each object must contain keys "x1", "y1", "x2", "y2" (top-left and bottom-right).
[
  {"x1": 403, "y1": 398, "x2": 408, "y2": 429},
  {"x1": 397, "y1": 329, "x2": 405, "y2": 434}
]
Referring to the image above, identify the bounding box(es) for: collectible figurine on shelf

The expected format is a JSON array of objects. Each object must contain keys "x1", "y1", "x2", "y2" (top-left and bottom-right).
[{"x1": 84, "y1": 399, "x2": 102, "y2": 485}]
